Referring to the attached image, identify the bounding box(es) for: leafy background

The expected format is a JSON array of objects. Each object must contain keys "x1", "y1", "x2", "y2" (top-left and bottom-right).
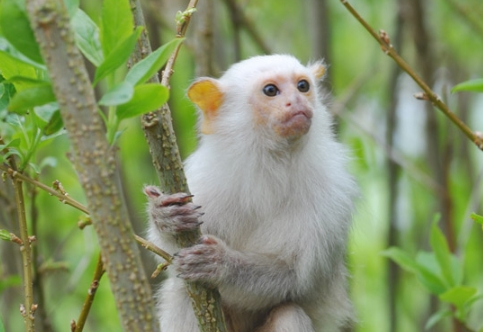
[{"x1": 1, "y1": 0, "x2": 483, "y2": 331}]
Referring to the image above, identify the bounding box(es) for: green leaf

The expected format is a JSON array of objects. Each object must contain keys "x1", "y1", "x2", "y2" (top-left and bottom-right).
[
  {"x1": 39, "y1": 156, "x2": 57, "y2": 170},
  {"x1": 116, "y1": 83, "x2": 169, "y2": 120},
  {"x1": 71, "y1": 9, "x2": 104, "y2": 66},
  {"x1": 471, "y1": 213, "x2": 483, "y2": 225},
  {"x1": 125, "y1": 38, "x2": 185, "y2": 86},
  {"x1": 33, "y1": 102, "x2": 62, "y2": 135},
  {"x1": 452, "y1": 78, "x2": 483, "y2": 93},
  {"x1": 33, "y1": 102, "x2": 58, "y2": 123},
  {"x1": 101, "y1": 0, "x2": 134, "y2": 56},
  {"x1": 0, "y1": 148, "x2": 24, "y2": 163},
  {"x1": 0, "y1": 138, "x2": 21, "y2": 150},
  {"x1": 430, "y1": 218, "x2": 455, "y2": 287},
  {"x1": 93, "y1": 27, "x2": 143, "y2": 86},
  {"x1": 99, "y1": 81, "x2": 134, "y2": 106},
  {"x1": 0, "y1": 51, "x2": 37, "y2": 91},
  {"x1": 0, "y1": 275, "x2": 21, "y2": 294},
  {"x1": 440, "y1": 286, "x2": 477, "y2": 308},
  {"x1": 465, "y1": 293, "x2": 483, "y2": 308},
  {"x1": 62, "y1": 0, "x2": 79, "y2": 18},
  {"x1": 0, "y1": 80, "x2": 15, "y2": 112},
  {"x1": 0, "y1": 314, "x2": 4, "y2": 332},
  {"x1": 381, "y1": 247, "x2": 419, "y2": 273},
  {"x1": 0, "y1": 229, "x2": 11, "y2": 241},
  {"x1": 6, "y1": 76, "x2": 48, "y2": 91},
  {"x1": 8, "y1": 84, "x2": 56, "y2": 114},
  {"x1": 43, "y1": 109, "x2": 64, "y2": 136},
  {"x1": 28, "y1": 162, "x2": 41, "y2": 174},
  {"x1": 425, "y1": 309, "x2": 452, "y2": 330},
  {"x1": 415, "y1": 252, "x2": 448, "y2": 295},
  {"x1": 0, "y1": 139, "x2": 21, "y2": 164},
  {"x1": 0, "y1": 0, "x2": 43, "y2": 63}
]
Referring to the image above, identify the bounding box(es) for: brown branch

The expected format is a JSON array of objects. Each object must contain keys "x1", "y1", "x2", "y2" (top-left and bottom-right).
[
  {"x1": 0, "y1": 164, "x2": 171, "y2": 264},
  {"x1": 224, "y1": 0, "x2": 242, "y2": 61},
  {"x1": 133, "y1": 234, "x2": 173, "y2": 263},
  {"x1": 192, "y1": 0, "x2": 216, "y2": 76},
  {"x1": 130, "y1": 1, "x2": 228, "y2": 331},
  {"x1": 221, "y1": 0, "x2": 271, "y2": 55},
  {"x1": 0, "y1": 165, "x2": 89, "y2": 214},
  {"x1": 385, "y1": 1, "x2": 405, "y2": 328},
  {"x1": 7, "y1": 157, "x2": 35, "y2": 331},
  {"x1": 73, "y1": 254, "x2": 105, "y2": 332},
  {"x1": 339, "y1": 0, "x2": 483, "y2": 151},
  {"x1": 25, "y1": 0, "x2": 158, "y2": 330},
  {"x1": 161, "y1": 0, "x2": 199, "y2": 86}
]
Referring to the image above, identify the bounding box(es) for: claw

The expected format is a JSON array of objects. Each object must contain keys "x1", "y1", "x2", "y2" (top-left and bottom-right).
[
  {"x1": 160, "y1": 193, "x2": 193, "y2": 207},
  {"x1": 144, "y1": 185, "x2": 162, "y2": 198}
]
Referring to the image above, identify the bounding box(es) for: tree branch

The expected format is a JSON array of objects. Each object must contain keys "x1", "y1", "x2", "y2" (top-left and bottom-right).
[
  {"x1": 0, "y1": 164, "x2": 171, "y2": 265},
  {"x1": 134, "y1": 234, "x2": 173, "y2": 263},
  {"x1": 0, "y1": 165, "x2": 89, "y2": 214},
  {"x1": 73, "y1": 254, "x2": 105, "y2": 332},
  {"x1": 25, "y1": 0, "x2": 158, "y2": 330},
  {"x1": 130, "y1": 0, "x2": 228, "y2": 331},
  {"x1": 7, "y1": 157, "x2": 35, "y2": 332},
  {"x1": 339, "y1": 0, "x2": 483, "y2": 151},
  {"x1": 221, "y1": 0, "x2": 271, "y2": 55}
]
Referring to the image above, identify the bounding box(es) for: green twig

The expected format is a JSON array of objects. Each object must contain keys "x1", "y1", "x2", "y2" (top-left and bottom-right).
[
  {"x1": 340, "y1": 0, "x2": 483, "y2": 151},
  {"x1": 161, "y1": 0, "x2": 198, "y2": 86},
  {"x1": 0, "y1": 165, "x2": 89, "y2": 214},
  {"x1": 73, "y1": 254, "x2": 105, "y2": 332},
  {"x1": 7, "y1": 157, "x2": 35, "y2": 332},
  {"x1": 134, "y1": 234, "x2": 173, "y2": 263},
  {"x1": 0, "y1": 164, "x2": 171, "y2": 263}
]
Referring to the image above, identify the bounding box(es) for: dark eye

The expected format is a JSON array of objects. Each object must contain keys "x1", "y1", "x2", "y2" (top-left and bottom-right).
[
  {"x1": 263, "y1": 84, "x2": 279, "y2": 97},
  {"x1": 297, "y1": 80, "x2": 310, "y2": 93}
]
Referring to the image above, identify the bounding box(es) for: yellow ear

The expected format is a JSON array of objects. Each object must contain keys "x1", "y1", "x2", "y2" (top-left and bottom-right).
[
  {"x1": 311, "y1": 63, "x2": 326, "y2": 79},
  {"x1": 188, "y1": 79, "x2": 224, "y2": 135}
]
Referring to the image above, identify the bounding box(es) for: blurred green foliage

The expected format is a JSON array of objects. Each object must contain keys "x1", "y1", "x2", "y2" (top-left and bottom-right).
[{"x1": 1, "y1": 0, "x2": 483, "y2": 331}]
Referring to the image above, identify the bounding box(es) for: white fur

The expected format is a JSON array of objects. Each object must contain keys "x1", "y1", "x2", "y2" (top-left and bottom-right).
[{"x1": 149, "y1": 55, "x2": 357, "y2": 332}]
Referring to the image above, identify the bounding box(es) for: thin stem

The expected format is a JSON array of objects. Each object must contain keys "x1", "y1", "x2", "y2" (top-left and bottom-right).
[
  {"x1": 339, "y1": 0, "x2": 483, "y2": 151},
  {"x1": 19, "y1": 129, "x2": 42, "y2": 172},
  {"x1": 74, "y1": 254, "x2": 105, "y2": 332},
  {"x1": 0, "y1": 164, "x2": 89, "y2": 214},
  {"x1": 160, "y1": 0, "x2": 199, "y2": 86},
  {"x1": 133, "y1": 234, "x2": 172, "y2": 263},
  {"x1": 8, "y1": 157, "x2": 35, "y2": 332},
  {"x1": 0, "y1": 164, "x2": 170, "y2": 263}
]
